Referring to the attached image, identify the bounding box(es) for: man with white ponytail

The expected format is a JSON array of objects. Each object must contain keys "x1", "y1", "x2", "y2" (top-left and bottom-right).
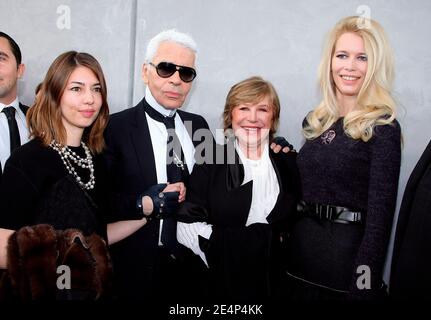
[{"x1": 103, "y1": 29, "x2": 212, "y2": 301}]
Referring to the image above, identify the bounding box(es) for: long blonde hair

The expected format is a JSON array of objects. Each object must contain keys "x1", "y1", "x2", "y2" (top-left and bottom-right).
[{"x1": 303, "y1": 16, "x2": 396, "y2": 142}]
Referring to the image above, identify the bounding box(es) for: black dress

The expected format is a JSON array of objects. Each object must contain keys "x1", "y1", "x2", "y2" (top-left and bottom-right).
[
  {"x1": 0, "y1": 139, "x2": 109, "y2": 239},
  {"x1": 177, "y1": 142, "x2": 301, "y2": 301},
  {"x1": 286, "y1": 117, "x2": 401, "y2": 299},
  {"x1": 0, "y1": 139, "x2": 113, "y2": 300}
]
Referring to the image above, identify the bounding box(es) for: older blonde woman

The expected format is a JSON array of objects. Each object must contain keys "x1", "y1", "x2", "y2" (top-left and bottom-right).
[{"x1": 176, "y1": 76, "x2": 301, "y2": 300}]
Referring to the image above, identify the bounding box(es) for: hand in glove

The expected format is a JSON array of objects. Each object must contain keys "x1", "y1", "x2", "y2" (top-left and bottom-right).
[
  {"x1": 136, "y1": 183, "x2": 184, "y2": 219},
  {"x1": 270, "y1": 136, "x2": 295, "y2": 153}
]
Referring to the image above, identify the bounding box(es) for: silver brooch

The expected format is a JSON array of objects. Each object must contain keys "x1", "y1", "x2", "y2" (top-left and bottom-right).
[
  {"x1": 173, "y1": 151, "x2": 185, "y2": 170},
  {"x1": 321, "y1": 130, "x2": 336, "y2": 145}
]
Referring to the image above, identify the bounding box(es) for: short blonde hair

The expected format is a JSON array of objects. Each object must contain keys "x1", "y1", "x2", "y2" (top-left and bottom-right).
[
  {"x1": 304, "y1": 16, "x2": 396, "y2": 142},
  {"x1": 223, "y1": 76, "x2": 281, "y2": 140}
]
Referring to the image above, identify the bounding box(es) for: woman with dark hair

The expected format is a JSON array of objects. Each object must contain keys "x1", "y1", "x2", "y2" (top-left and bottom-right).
[
  {"x1": 0, "y1": 51, "x2": 157, "y2": 299},
  {"x1": 1, "y1": 51, "x2": 111, "y2": 239}
]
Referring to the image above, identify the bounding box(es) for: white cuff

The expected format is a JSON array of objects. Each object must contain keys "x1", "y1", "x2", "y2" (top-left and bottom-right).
[
  {"x1": 196, "y1": 222, "x2": 213, "y2": 240},
  {"x1": 177, "y1": 222, "x2": 210, "y2": 267}
]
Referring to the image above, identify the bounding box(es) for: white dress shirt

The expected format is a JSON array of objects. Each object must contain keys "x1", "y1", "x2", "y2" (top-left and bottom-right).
[
  {"x1": 235, "y1": 141, "x2": 280, "y2": 226},
  {"x1": 144, "y1": 87, "x2": 196, "y2": 246},
  {"x1": 177, "y1": 140, "x2": 280, "y2": 267},
  {"x1": 0, "y1": 98, "x2": 30, "y2": 171}
]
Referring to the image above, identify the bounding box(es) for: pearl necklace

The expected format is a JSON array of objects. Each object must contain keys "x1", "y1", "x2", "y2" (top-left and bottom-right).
[{"x1": 49, "y1": 140, "x2": 95, "y2": 190}]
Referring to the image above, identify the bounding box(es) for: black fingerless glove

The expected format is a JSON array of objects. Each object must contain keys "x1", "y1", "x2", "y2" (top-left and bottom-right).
[
  {"x1": 136, "y1": 183, "x2": 180, "y2": 220},
  {"x1": 272, "y1": 136, "x2": 296, "y2": 152}
]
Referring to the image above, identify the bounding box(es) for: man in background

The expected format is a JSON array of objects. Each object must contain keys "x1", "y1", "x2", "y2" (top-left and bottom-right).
[{"x1": 0, "y1": 32, "x2": 29, "y2": 174}]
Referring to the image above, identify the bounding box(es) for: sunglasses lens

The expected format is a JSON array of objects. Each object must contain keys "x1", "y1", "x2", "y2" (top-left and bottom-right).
[
  {"x1": 179, "y1": 67, "x2": 196, "y2": 82},
  {"x1": 156, "y1": 62, "x2": 176, "y2": 78},
  {"x1": 154, "y1": 62, "x2": 196, "y2": 82}
]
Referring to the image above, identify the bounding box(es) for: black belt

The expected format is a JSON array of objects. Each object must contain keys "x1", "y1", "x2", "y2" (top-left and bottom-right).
[{"x1": 297, "y1": 200, "x2": 364, "y2": 224}]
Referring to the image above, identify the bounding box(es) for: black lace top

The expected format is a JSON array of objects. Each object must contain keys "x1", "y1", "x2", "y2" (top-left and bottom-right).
[
  {"x1": 296, "y1": 117, "x2": 401, "y2": 296},
  {"x1": 0, "y1": 139, "x2": 110, "y2": 239}
]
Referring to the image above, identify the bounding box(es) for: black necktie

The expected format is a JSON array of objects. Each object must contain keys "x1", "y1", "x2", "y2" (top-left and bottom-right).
[
  {"x1": 144, "y1": 103, "x2": 188, "y2": 182},
  {"x1": 163, "y1": 115, "x2": 189, "y2": 183},
  {"x1": 2, "y1": 106, "x2": 21, "y2": 154},
  {"x1": 145, "y1": 103, "x2": 188, "y2": 255}
]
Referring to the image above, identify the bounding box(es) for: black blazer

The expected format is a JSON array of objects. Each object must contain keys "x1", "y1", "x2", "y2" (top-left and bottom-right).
[
  {"x1": 177, "y1": 143, "x2": 301, "y2": 300},
  {"x1": 102, "y1": 98, "x2": 211, "y2": 298},
  {"x1": 0, "y1": 103, "x2": 29, "y2": 181},
  {"x1": 390, "y1": 140, "x2": 431, "y2": 299},
  {"x1": 19, "y1": 103, "x2": 29, "y2": 115}
]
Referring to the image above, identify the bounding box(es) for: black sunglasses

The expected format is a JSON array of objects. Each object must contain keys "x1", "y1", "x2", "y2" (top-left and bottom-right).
[{"x1": 149, "y1": 62, "x2": 197, "y2": 83}]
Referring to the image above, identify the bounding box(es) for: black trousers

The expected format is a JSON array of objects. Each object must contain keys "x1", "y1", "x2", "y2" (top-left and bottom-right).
[{"x1": 111, "y1": 245, "x2": 209, "y2": 301}]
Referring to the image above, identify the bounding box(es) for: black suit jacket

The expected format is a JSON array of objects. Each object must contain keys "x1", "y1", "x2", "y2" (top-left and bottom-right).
[
  {"x1": 390, "y1": 140, "x2": 431, "y2": 299},
  {"x1": 0, "y1": 103, "x2": 29, "y2": 181},
  {"x1": 102, "y1": 98, "x2": 211, "y2": 298},
  {"x1": 19, "y1": 103, "x2": 29, "y2": 115},
  {"x1": 177, "y1": 143, "x2": 301, "y2": 300}
]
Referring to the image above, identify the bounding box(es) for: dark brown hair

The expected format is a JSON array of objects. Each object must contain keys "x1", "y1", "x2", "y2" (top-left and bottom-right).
[
  {"x1": 27, "y1": 51, "x2": 109, "y2": 154},
  {"x1": 0, "y1": 31, "x2": 22, "y2": 66}
]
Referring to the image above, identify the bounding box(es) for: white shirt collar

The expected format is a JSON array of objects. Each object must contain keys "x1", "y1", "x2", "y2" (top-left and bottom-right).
[
  {"x1": 145, "y1": 86, "x2": 176, "y2": 117},
  {"x1": 0, "y1": 97, "x2": 19, "y2": 112},
  {"x1": 235, "y1": 139, "x2": 270, "y2": 164}
]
